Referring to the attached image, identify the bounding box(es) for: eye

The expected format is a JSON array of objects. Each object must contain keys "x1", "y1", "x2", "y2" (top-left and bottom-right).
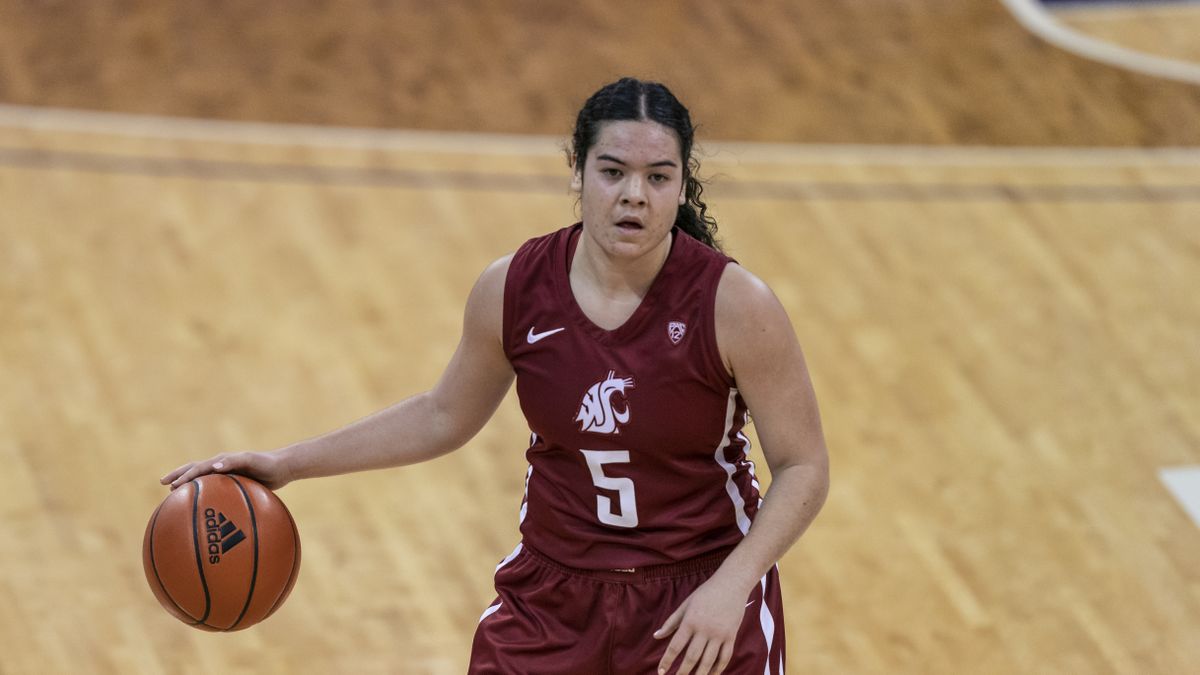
[
  {"x1": 600, "y1": 167, "x2": 622, "y2": 178},
  {"x1": 649, "y1": 173, "x2": 670, "y2": 184}
]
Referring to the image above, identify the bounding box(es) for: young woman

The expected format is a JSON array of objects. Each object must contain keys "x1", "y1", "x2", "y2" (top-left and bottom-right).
[{"x1": 162, "y1": 77, "x2": 829, "y2": 675}]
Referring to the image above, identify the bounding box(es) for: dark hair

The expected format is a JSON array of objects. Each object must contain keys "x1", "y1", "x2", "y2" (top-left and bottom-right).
[{"x1": 570, "y1": 77, "x2": 722, "y2": 251}]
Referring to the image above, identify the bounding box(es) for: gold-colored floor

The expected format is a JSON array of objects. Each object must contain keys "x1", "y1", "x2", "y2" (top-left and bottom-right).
[
  {"x1": 2, "y1": 115, "x2": 1199, "y2": 673},
  {"x1": 3, "y1": 0, "x2": 1200, "y2": 146}
]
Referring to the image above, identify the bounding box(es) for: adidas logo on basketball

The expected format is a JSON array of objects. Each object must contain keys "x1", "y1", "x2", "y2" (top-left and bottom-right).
[{"x1": 204, "y1": 507, "x2": 246, "y2": 564}]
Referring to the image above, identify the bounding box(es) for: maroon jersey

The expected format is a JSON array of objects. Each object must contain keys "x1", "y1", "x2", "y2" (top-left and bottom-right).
[{"x1": 502, "y1": 223, "x2": 762, "y2": 569}]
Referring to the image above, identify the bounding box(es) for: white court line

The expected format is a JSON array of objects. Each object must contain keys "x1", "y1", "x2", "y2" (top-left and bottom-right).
[
  {"x1": 2, "y1": 102, "x2": 1200, "y2": 167},
  {"x1": 1160, "y1": 467, "x2": 1200, "y2": 529},
  {"x1": 0, "y1": 103, "x2": 568, "y2": 156},
  {"x1": 1001, "y1": 0, "x2": 1200, "y2": 86},
  {"x1": 700, "y1": 141, "x2": 1200, "y2": 167}
]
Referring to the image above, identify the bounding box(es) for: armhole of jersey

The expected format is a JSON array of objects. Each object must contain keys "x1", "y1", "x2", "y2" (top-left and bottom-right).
[
  {"x1": 501, "y1": 248, "x2": 522, "y2": 360},
  {"x1": 703, "y1": 259, "x2": 737, "y2": 389},
  {"x1": 500, "y1": 228, "x2": 566, "y2": 360}
]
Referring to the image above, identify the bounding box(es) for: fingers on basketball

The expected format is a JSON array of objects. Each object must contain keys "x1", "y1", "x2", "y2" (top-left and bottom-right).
[{"x1": 165, "y1": 453, "x2": 236, "y2": 490}]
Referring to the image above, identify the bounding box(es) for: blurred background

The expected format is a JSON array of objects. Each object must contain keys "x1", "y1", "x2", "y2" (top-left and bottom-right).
[{"x1": 1, "y1": 1, "x2": 1198, "y2": 673}]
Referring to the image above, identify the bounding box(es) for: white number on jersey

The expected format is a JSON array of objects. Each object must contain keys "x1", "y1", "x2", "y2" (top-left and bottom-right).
[{"x1": 579, "y1": 450, "x2": 639, "y2": 528}]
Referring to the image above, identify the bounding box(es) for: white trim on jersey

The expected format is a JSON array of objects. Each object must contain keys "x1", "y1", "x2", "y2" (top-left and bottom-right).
[
  {"x1": 714, "y1": 388, "x2": 754, "y2": 536},
  {"x1": 758, "y1": 568, "x2": 780, "y2": 675},
  {"x1": 738, "y1": 429, "x2": 766, "y2": 507},
  {"x1": 478, "y1": 601, "x2": 504, "y2": 624},
  {"x1": 519, "y1": 462, "x2": 534, "y2": 525},
  {"x1": 495, "y1": 542, "x2": 524, "y2": 572}
]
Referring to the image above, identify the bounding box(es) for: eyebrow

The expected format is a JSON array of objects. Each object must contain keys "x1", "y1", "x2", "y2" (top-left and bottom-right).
[{"x1": 596, "y1": 153, "x2": 678, "y2": 169}]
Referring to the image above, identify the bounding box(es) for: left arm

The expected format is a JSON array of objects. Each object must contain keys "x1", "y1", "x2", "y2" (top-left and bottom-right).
[{"x1": 656, "y1": 263, "x2": 830, "y2": 675}]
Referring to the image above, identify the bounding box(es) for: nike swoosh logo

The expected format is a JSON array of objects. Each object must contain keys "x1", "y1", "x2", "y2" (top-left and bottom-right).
[{"x1": 527, "y1": 326, "x2": 566, "y2": 344}]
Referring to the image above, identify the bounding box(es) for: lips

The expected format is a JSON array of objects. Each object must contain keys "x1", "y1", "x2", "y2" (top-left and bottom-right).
[{"x1": 615, "y1": 217, "x2": 644, "y2": 230}]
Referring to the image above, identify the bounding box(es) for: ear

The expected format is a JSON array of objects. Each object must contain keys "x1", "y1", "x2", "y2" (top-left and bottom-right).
[
  {"x1": 678, "y1": 186, "x2": 687, "y2": 205},
  {"x1": 571, "y1": 170, "x2": 583, "y2": 193}
]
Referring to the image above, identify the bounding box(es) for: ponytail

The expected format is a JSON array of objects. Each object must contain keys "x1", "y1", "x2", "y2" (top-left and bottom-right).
[{"x1": 674, "y1": 170, "x2": 722, "y2": 251}]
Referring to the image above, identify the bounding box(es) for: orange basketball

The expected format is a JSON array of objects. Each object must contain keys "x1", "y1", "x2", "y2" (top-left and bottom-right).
[{"x1": 142, "y1": 473, "x2": 301, "y2": 631}]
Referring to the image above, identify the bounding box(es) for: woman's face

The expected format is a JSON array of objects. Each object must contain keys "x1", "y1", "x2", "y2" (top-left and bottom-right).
[{"x1": 572, "y1": 120, "x2": 687, "y2": 260}]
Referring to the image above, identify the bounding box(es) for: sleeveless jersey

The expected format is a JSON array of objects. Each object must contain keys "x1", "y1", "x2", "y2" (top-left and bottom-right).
[{"x1": 502, "y1": 223, "x2": 761, "y2": 569}]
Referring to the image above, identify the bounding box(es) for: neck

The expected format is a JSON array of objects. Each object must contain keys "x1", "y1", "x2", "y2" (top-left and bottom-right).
[{"x1": 572, "y1": 229, "x2": 674, "y2": 299}]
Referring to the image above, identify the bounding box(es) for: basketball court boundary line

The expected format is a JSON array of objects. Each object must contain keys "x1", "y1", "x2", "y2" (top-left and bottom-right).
[
  {"x1": 1, "y1": 102, "x2": 1198, "y2": 167},
  {"x1": 1160, "y1": 467, "x2": 1200, "y2": 530},
  {"x1": 1000, "y1": 0, "x2": 1200, "y2": 86},
  {"x1": 4, "y1": 144, "x2": 1199, "y2": 203}
]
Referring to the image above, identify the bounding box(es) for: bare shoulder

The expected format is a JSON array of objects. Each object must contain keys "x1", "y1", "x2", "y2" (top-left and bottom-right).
[
  {"x1": 716, "y1": 263, "x2": 779, "y2": 317},
  {"x1": 715, "y1": 263, "x2": 793, "y2": 337},
  {"x1": 478, "y1": 254, "x2": 514, "y2": 294},
  {"x1": 464, "y1": 254, "x2": 515, "y2": 340},
  {"x1": 714, "y1": 263, "x2": 799, "y2": 376}
]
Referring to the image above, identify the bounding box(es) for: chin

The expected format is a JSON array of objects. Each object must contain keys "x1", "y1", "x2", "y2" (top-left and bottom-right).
[
  {"x1": 582, "y1": 220, "x2": 669, "y2": 258},
  {"x1": 607, "y1": 229, "x2": 657, "y2": 251},
  {"x1": 600, "y1": 238, "x2": 642, "y2": 258}
]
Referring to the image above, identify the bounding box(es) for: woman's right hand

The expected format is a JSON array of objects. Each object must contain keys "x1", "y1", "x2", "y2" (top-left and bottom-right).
[{"x1": 160, "y1": 450, "x2": 293, "y2": 491}]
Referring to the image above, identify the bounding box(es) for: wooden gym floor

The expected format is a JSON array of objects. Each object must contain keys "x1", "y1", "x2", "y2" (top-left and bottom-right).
[{"x1": 2, "y1": 2, "x2": 1200, "y2": 674}]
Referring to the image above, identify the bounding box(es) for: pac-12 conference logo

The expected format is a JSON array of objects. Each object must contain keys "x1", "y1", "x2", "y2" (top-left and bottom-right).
[
  {"x1": 576, "y1": 371, "x2": 635, "y2": 434},
  {"x1": 667, "y1": 321, "x2": 686, "y2": 345}
]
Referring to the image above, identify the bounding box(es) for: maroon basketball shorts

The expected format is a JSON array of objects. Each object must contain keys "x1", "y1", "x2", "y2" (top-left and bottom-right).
[{"x1": 469, "y1": 543, "x2": 785, "y2": 674}]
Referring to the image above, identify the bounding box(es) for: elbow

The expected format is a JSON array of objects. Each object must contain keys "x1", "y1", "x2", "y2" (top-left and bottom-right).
[
  {"x1": 780, "y1": 447, "x2": 830, "y2": 511},
  {"x1": 812, "y1": 448, "x2": 830, "y2": 507},
  {"x1": 811, "y1": 464, "x2": 830, "y2": 512},
  {"x1": 423, "y1": 390, "x2": 483, "y2": 455}
]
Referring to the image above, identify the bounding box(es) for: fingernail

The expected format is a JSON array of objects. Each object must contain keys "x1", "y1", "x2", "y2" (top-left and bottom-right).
[{"x1": 214, "y1": 462, "x2": 224, "y2": 469}]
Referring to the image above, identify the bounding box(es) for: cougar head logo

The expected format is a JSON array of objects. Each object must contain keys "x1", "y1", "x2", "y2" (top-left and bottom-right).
[{"x1": 575, "y1": 371, "x2": 635, "y2": 434}]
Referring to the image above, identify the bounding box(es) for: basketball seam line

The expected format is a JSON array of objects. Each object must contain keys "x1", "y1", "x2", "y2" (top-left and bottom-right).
[
  {"x1": 191, "y1": 479, "x2": 213, "y2": 625},
  {"x1": 227, "y1": 474, "x2": 260, "y2": 632},
  {"x1": 148, "y1": 502, "x2": 200, "y2": 622},
  {"x1": 264, "y1": 500, "x2": 300, "y2": 620}
]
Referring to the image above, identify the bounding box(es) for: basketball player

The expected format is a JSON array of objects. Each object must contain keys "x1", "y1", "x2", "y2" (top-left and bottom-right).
[{"x1": 162, "y1": 77, "x2": 829, "y2": 675}]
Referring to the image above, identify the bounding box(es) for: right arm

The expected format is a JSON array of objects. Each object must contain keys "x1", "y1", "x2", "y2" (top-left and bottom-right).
[{"x1": 161, "y1": 255, "x2": 515, "y2": 490}]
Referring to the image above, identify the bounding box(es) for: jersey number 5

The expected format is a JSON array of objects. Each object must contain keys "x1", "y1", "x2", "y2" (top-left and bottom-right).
[{"x1": 580, "y1": 450, "x2": 639, "y2": 528}]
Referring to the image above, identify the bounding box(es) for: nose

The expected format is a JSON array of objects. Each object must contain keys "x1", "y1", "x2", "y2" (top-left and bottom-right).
[{"x1": 621, "y1": 175, "x2": 647, "y2": 206}]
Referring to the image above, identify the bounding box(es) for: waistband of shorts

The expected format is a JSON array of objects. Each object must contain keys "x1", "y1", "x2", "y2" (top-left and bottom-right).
[{"x1": 519, "y1": 543, "x2": 733, "y2": 583}]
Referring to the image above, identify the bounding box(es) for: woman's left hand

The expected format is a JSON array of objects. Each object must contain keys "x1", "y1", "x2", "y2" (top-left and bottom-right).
[{"x1": 653, "y1": 575, "x2": 751, "y2": 674}]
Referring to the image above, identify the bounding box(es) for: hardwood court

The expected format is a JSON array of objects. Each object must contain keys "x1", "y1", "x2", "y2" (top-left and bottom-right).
[
  {"x1": 1, "y1": 116, "x2": 1198, "y2": 673},
  {"x1": 2, "y1": 0, "x2": 1200, "y2": 145},
  {"x1": 3, "y1": 1, "x2": 1200, "y2": 672}
]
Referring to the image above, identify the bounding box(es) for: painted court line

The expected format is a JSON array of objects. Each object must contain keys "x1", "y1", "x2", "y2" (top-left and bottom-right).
[
  {"x1": 1001, "y1": 0, "x2": 1200, "y2": 86},
  {"x1": 1160, "y1": 467, "x2": 1200, "y2": 529},
  {"x1": 3, "y1": 145, "x2": 1198, "y2": 202},
  {"x1": 0, "y1": 103, "x2": 567, "y2": 156},
  {"x1": 3, "y1": 103, "x2": 1200, "y2": 167}
]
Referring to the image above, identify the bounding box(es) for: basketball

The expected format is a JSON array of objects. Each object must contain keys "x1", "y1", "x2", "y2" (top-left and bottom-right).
[{"x1": 142, "y1": 473, "x2": 301, "y2": 631}]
